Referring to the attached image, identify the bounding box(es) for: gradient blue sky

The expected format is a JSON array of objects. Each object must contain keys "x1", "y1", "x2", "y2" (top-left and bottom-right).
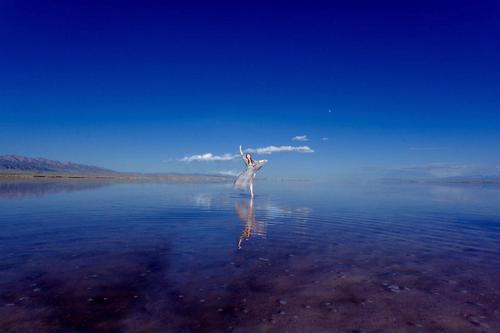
[{"x1": 1, "y1": 1, "x2": 499, "y2": 179}]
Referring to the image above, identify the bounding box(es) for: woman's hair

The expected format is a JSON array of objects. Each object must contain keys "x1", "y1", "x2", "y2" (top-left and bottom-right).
[{"x1": 245, "y1": 153, "x2": 253, "y2": 164}]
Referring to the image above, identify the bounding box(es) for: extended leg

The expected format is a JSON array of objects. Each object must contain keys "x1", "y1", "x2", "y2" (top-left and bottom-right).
[{"x1": 249, "y1": 182, "x2": 254, "y2": 198}]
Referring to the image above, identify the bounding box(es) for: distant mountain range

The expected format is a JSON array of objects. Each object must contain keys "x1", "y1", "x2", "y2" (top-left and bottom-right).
[
  {"x1": 0, "y1": 155, "x2": 117, "y2": 175},
  {"x1": 0, "y1": 155, "x2": 231, "y2": 182}
]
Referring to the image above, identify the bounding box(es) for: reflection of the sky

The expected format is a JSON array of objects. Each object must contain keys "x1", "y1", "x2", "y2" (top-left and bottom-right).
[{"x1": 1, "y1": 180, "x2": 500, "y2": 332}]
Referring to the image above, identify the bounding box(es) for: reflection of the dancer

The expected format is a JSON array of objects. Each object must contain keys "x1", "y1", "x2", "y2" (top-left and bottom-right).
[{"x1": 235, "y1": 198, "x2": 267, "y2": 249}]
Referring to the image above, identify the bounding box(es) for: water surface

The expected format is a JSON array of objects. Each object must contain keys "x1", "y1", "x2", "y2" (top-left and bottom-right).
[{"x1": 1, "y1": 180, "x2": 499, "y2": 332}]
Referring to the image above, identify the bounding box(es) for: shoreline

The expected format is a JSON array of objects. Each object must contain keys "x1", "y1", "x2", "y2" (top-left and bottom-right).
[{"x1": 0, "y1": 172, "x2": 233, "y2": 183}]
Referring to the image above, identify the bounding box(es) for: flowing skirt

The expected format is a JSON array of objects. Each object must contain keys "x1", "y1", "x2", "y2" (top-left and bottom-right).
[{"x1": 234, "y1": 160, "x2": 267, "y2": 190}]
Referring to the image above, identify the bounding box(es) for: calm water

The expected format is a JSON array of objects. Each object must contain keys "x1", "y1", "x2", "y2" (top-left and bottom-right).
[{"x1": 1, "y1": 180, "x2": 499, "y2": 332}]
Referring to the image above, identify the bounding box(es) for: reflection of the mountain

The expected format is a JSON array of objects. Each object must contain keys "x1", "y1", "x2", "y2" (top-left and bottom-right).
[
  {"x1": 0, "y1": 180, "x2": 113, "y2": 198},
  {"x1": 235, "y1": 198, "x2": 267, "y2": 249}
]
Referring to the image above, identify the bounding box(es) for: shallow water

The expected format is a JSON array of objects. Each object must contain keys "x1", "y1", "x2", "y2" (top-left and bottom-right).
[{"x1": 1, "y1": 180, "x2": 499, "y2": 332}]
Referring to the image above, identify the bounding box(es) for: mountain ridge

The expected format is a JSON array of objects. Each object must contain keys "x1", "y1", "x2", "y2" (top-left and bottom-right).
[{"x1": 0, "y1": 154, "x2": 117, "y2": 175}]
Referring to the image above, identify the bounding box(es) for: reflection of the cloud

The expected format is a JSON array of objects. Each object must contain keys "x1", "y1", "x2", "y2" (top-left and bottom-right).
[
  {"x1": 0, "y1": 180, "x2": 112, "y2": 198},
  {"x1": 429, "y1": 185, "x2": 470, "y2": 203},
  {"x1": 259, "y1": 203, "x2": 313, "y2": 222},
  {"x1": 193, "y1": 193, "x2": 213, "y2": 208},
  {"x1": 428, "y1": 185, "x2": 500, "y2": 204}
]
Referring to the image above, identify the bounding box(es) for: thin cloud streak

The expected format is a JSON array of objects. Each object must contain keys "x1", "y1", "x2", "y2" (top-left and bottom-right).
[
  {"x1": 409, "y1": 147, "x2": 442, "y2": 151},
  {"x1": 292, "y1": 135, "x2": 309, "y2": 142},
  {"x1": 392, "y1": 163, "x2": 469, "y2": 178},
  {"x1": 246, "y1": 145, "x2": 314, "y2": 154},
  {"x1": 179, "y1": 153, "x2": 238, "y2": 162}
]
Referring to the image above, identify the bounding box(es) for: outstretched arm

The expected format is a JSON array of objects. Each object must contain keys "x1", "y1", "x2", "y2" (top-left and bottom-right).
[{"x1": 239, "y1": 145, "x2": 244, "y2": 157}]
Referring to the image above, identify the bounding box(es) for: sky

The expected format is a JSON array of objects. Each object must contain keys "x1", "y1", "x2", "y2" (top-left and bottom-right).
[{"x1": 1, "y1": 0, "x2": 499, "y2": 180}]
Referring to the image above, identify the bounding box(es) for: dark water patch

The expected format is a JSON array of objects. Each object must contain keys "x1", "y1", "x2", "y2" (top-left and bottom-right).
[{"x1": 0, "y1": 248, "x2": 173, "y2": 333}]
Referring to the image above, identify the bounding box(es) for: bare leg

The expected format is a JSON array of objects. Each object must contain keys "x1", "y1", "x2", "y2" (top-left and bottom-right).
[{"x1": 250, "y1": 174, "x2": 256, "y2": 198}]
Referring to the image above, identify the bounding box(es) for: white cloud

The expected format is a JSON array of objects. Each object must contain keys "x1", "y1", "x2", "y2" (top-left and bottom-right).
[
  {"x1": 179, "y1": 153, "x2": 238, "y2": 162},
  {"x1": 246, "y1": 145, "x2": 314, "y2": 154},
  {"x1": 322, "y1": 137, "x2": 329, "y2": 141},
  {"x1": 292, "y1": 135, "x2": 309, "y2": 142},
  {"x1": 179, "y1": 144, "x2": 314, "y2": 162}
]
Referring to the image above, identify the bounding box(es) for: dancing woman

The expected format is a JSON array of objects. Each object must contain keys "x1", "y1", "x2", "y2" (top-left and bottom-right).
[{"x1": 234, "y1": 145, "x2": 267, "y2": 198}]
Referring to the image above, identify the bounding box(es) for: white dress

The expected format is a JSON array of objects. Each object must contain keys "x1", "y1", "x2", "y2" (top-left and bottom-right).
[{"x1": 234, "y1": 155, "x2": 267, "y2": 190}]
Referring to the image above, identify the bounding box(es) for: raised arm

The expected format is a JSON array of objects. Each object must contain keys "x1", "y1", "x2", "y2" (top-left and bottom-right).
[{"x1": 239, "y1": 145, "x2": 250, "y2": 166}]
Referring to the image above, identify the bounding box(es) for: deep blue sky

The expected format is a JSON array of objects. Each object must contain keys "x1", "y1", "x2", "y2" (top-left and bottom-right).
[{"x1": 1, "y1": 1, "x2": 499, "y2": 179}]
